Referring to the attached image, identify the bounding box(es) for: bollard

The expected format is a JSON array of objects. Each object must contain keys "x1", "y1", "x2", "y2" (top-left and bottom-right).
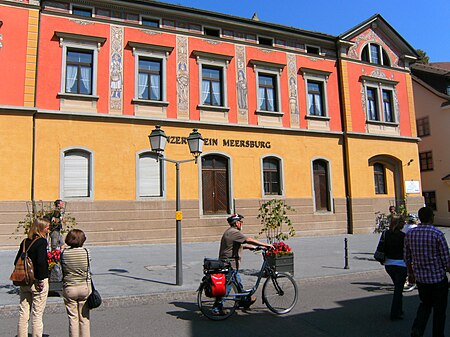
[{"x1": 344, "y1": 237, "x2": 349, "y2": 269}]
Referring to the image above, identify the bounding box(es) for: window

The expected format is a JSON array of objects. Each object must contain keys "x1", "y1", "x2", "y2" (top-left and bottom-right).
[
  {"x1": 137, "y1": 152, "x2": 163, "y2": 197},
  {"x1": 373, "y1": 163, "x2": 386, "y2": 194},
  {"x1": 419, "y1": 151, "x2": 433, "y2": 171},
  {"x1": 423, "y1": 191, "x2": 437, "y2": 210},
  {"x1": 361, "y1": 43, "x2": 391, "y2": 66},
  {"x1": 202, "y1": 66, "x2": 222, "y2": 106},
  {"x1": 65, "y1": 50, "x2": 93, "y2": 95},
  {"x1": 258, "y1": 74, "x2": 277, "y2": 111},
  {"x1": 307, "y1": 81, "x2": 324, "y2": 116},
  {"x1": 56, "y1": 32, "x2": 105, "y2": 99},
  {"x1": 138, "y1": 58, "x2": 162, "y2": 101},
  {"x1": 129, "y1": 42, "x2": 173, "y2": 105},
  {"x1": 313, "y1": 159, "x2": 331, "y2": 211},
  {"x1": 367, "y1": 87, "x2": 379, "y2": 120},
  {"x1": 263, "y1": 157, "x2": 282, "y2": 195},
  {"x1": 141, "y1": 17, "x2": 159, "y2": 27},
  {"x1": 62, "y1": 149, "x2": 92, "y2": 198},
  {"x1": 382, "y1": 90, "x2": 394, "y2": 122},
  {"x1": 201, "y1": 155, "x2": 230, "y2": 214},
  {"x1": 258, "y1": 36, "x2": 273, "y2": 47},
  {"x1": 204, "y1": 27, "x2": 220, "y2": 37},
  {"x1": 194, "y1": 51, "x2": 232, "y2": 110},
  {"x1": 306, "y1": 45, "x2": 320, "y2": 55},
  {"x1": 416, "y1": 117, "x2": 430, "y2": 137},
  {"x1": 446, "y1": 85, "x2": 450, "y2": 96},
  {"x1": 72, "y1": 6, "x2": 93, "y2": 17}
]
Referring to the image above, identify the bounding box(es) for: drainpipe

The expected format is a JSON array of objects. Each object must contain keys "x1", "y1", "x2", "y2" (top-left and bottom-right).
[{"x1": 335, "y1": 38, "x2": 353, "y2": 234}]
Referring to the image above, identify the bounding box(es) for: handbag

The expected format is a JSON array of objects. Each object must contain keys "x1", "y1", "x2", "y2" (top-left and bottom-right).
[
  {"x1": 10, "y1": 238, "x2": 38, "y2": 286},
  {"x1": 374, "y1": 231, "x2": 386, "y2": 264},
  {"x1": 84, "y1": 248, "x2": 102, "y2": 309}
]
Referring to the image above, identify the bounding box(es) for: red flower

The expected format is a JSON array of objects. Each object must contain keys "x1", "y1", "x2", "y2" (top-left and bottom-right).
[{"x1": 267, "y1": 242, "x2": 293, "y2": 256}]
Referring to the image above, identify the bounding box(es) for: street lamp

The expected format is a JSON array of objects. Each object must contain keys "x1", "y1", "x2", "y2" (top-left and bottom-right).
[{"x1": 148, "y1": 125, "x2": 204, "y2": 286}]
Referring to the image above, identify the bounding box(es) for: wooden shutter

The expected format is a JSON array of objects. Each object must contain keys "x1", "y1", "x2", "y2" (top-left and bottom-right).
[{"x1": 64, "y1": 151, "x2": 89, "y2": 198}]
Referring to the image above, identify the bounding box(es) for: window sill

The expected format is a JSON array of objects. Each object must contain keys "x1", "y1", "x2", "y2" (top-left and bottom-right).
[
  {"x1": 306, "y1": 114, "x2": 330, "y2": 121},
  {"x1": 197, "y1": 104, "x2": 230, "y2": 112},
  {"x1": 255, "y1": 110, "x2": 284, "y2": 117},
  {"x1": 132, "y1": 99, "x2": 169, "y2": 107},
  {"x1": 366, "y1": 120, "x2": 398, "y2": 127},
  {"x1": 58, "y1": 93, "x2": 99, "y2": 101}
]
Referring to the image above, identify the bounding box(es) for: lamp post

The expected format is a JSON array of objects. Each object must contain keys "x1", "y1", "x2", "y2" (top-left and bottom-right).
[{"x1": 148, "y1": 125, "x2": 204, "y2": 286}]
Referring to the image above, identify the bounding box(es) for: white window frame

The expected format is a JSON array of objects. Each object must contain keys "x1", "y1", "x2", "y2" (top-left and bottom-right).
[
  {"x1": 193, "y1": 51, "x2": 232, "y2": 111},
  {"x1": 261, "y1": 155, "x2": 284, "y2": 197},
  {"x1": 136, "y1": 150, "x2": 165, "y2": 198},
  {"x1": 300, "y1": 68, "x2": 331, "y2": 119},
  {"x1": 361, "y1": 76, "x2": 399, "y2": 124},
  {"x1": 70, "y1": 4, "x2": 94, "y2": 18},
  {"x1": 128, "y1": 42, "x2": 173, "y2": 106},
  {"x1": 60, "y1": 147, "x2": 94, "y2": 200},
  {"x1": 362, "y1": 43, "x2": 391, "y2": 66},
  {"x1": 56, "y1": 32, "x2": 105, "y2": 100},
  {"x1": 310, "y1": 157, "x2": 334, "y2": 213},
  {"x1": 250, "y1": 60, "x2": 285, "y2": 115}
]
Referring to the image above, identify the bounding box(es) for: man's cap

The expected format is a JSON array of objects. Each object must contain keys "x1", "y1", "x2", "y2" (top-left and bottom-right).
[{"x1": 227, "y1": 213, "x2": 244, "y2": 225}]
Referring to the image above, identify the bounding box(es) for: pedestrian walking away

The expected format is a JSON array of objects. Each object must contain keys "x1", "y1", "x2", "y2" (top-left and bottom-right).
[
  {"x1": 382, "y1": 215, "x2": 407, "y2": 320},
  {"x1": 405, "y1": 206, "x2": 450, "y2": 337},
  {"x1": 14, "y1": 218, "x2": 50, "y2": 337}
]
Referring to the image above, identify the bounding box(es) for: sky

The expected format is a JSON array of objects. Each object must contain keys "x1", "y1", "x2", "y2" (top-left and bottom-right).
[{"x1": 159, "y1": 0, "x2": 450, "y2": 63}]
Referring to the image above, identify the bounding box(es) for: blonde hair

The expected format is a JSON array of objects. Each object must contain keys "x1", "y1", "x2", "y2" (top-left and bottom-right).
[
  {"x1": 28, "y1": 217, "x2": 50, "y2": 239},
  {"x1": 389, "y1": 215, "x2": 405, "y2": 232}
]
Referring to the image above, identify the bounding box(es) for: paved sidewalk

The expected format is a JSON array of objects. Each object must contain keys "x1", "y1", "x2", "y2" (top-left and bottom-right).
[{"x1": 1, "y1": 227, "x2": 448, "y2": 315}]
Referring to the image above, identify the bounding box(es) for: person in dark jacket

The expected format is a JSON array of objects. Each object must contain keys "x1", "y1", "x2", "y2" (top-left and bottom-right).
[
  {"x1": 382, "y1": 215, "x2": 407, "y2": 320},
  {"x1": 14, "y1": 217, "x2": 50, "y2": 337}
]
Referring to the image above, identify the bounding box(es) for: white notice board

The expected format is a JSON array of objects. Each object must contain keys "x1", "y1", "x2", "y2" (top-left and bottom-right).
[{"x1": 405, "y1": 180, "x2": 421, "y2": 194}]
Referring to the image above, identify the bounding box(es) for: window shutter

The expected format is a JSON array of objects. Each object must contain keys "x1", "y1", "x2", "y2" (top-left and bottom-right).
[
  {"x1": 139, "y1": 154, "x2": 161, "y2": 197},
  {"x1": 64, "y1": 152, "x2": 89, "y2": 197}
]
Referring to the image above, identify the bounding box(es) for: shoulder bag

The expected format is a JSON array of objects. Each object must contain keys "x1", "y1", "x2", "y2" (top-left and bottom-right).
[
  {"x1": 374, "y1": 231, "x2": 386, "y2": 264},
  {"x1": 10, "y1": 238, "x2": 38, "y2": 286},
  {"x1": 84, "y1": 248, "x2": 102, "y2": 309}
]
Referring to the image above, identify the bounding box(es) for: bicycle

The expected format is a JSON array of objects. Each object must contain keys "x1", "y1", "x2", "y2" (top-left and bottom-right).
[
  {"x1": 374, "y1": 212, "x2": 389, "y2": 233},
  {"x1": 197, "y1": 246, "x2": 298, "y2": 320}
]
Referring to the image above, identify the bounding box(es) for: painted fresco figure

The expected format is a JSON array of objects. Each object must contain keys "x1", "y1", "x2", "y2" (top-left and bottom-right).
[
  {"x1": 110, "y1": 53, "x2": 122, "y2": 99},
  {"x1": 237, "y1": 69, "x2": 248, "y2": 109}
]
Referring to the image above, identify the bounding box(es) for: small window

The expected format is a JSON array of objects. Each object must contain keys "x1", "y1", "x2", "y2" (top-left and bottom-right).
[
  {"x1": 138, "y1": 58, "x2": 162, "y2": 101},
  {"x1": 307, "y1": 81, "x2": 324, "y2": 116},
  {"x1": 419, "y1": 151, "x2": 433, "y2": 171},
  {"x1": 373, "y1": 163, "x2": 386, "y2": 194},
  {"x1": 258, "y1": 36, "x2": 273, "y2": 47},
  {"x1": 263, "y1": 157, "x2": 281, "y2": 195},
  {"x1": 201, "y1": 66, "x2": 223, "y2": 106},
  {"x1": 72, "y1": 6, "x2": 93, "y2": 17},
  {"x1": 382, "y1": 90, "x2": 394, "y2": 122},
  {"x1": 306, "y1": 45, "x2": 320, "y2": 55},
  {"x1": 258, "y1": 74, "x2": 277, "y2": 111},
  {"x1": 367, "y1": 87, "x2": 379, "y2": 120},
  {"x1": 204, "y1": 27, "x2": 220, "y2": 37},
  {"x1": 423, "y1": 191, "x2": 437, "y2": 210},
  {"x1": 416, "y1": 117, "x2": 430, "y2": 137},
  {"x1": 63, "y1": 149, "x2": 92, "y2": 198},
  {"x1": 142, "y1": 17, "x2": 159, "y2": 27},
  {"x1": 66, "y1": 49, "x2": 93, "y2": 95},
  {"x1": 362, "y1": 43, "x2": 391, "y2": 66}
]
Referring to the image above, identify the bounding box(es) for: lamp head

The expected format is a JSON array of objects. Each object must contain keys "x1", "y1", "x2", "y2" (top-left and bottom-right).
[{"x1": 148, "y1": 125, "x2": 167, "y2": 155}]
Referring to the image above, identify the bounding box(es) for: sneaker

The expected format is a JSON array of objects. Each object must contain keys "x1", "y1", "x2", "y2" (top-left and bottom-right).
[
  {"x1": 238, "y1": 296, "x2": 257, "y2": 309},
  {"x1": 211, "y1": 308, "x2": 227, "y2": 316}
]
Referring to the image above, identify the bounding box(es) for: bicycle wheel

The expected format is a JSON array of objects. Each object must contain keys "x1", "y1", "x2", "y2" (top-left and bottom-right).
[
  {"x1": 262, "y1": 272, "x2": 298, "y2": 314},
  {"x1": 197, "y1": 282, "x2": 238, "y2": 321}
]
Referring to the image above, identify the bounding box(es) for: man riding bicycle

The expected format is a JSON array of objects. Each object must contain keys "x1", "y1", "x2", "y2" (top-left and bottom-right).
[{"x1": 213, "y1": 213, "x2": 273, "y2": 315}]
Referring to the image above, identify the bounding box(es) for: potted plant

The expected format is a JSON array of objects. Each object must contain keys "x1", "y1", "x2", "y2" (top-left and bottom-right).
[{"x1": 257, "y1": 199, "x2": 296, "y2": 275}]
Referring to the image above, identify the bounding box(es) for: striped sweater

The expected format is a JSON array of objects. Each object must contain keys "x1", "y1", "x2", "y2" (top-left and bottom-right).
[{"x1": 61, "y1": 247, "x2": 91, "y2": 287}]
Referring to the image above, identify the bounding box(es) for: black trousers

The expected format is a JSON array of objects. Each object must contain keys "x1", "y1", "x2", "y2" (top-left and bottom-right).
[
  {"x1": 412, "y1": 277, "x2": 448, "y2": 337},
  {"x1": 385, "y1": 265, "x2": 407, "y2": 318}
]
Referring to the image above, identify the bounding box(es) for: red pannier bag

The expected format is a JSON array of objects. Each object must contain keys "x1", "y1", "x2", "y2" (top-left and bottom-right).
[{"x1": 210, "y1": 273, "x2": 226, "y2": 297}]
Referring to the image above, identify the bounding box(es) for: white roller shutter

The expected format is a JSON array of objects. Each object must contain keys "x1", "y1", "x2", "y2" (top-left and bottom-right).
[
  {"x1": 64, "y1": 151, "x2": 89, "y2": 198},
  {"x1": 139, "y1": 154, "x2": 161, "y2": 197}
]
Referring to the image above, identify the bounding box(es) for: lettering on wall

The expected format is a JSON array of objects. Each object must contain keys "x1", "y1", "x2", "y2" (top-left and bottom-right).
[{"x1": 167, "y1": 136, "x2": 271, "y2": 149}]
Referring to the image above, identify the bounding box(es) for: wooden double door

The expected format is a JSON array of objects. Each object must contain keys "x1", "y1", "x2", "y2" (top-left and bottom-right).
[{"x1": 201, "y1": 155, "x2": 230, "y2": 214}]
